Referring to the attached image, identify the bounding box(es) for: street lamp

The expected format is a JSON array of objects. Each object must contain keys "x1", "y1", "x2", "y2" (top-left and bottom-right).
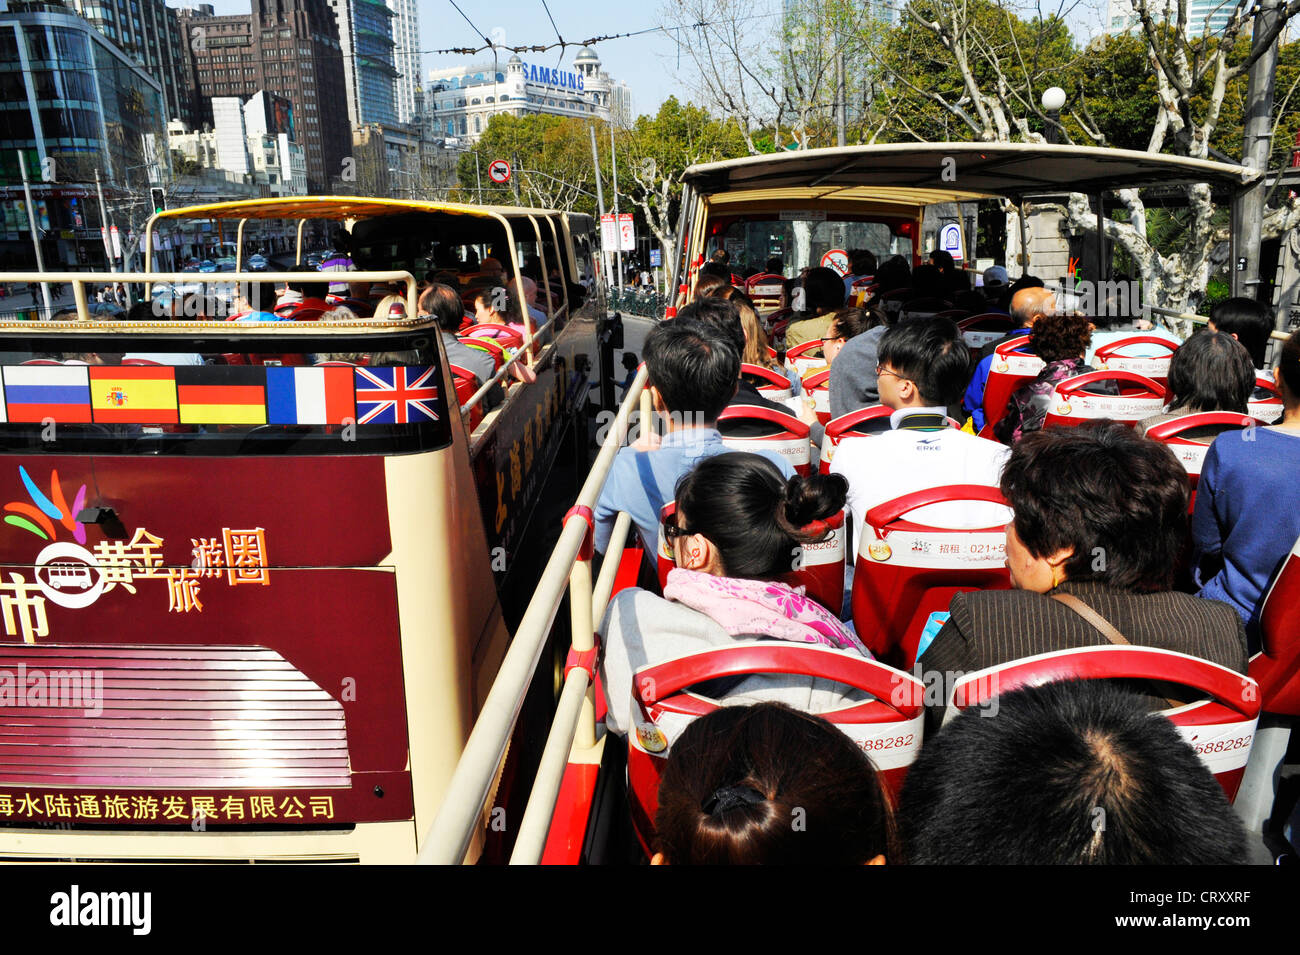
[{"x1": 1041, "y1": 87, "x2": 1066, "y2": 145}]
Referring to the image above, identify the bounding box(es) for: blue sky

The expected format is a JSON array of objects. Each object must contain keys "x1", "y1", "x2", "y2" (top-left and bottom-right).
[{"x1": 194, "y1": 0, "x2": 688, "y2": 117}]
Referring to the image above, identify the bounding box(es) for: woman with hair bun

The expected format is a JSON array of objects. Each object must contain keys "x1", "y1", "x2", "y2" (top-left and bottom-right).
[{"x1": 598, "y1": 452, "x2": 869, "y2": 737}]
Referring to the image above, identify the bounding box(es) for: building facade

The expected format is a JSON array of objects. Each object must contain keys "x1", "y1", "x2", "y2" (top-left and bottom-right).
[
  {"x1": 0, "y1": 0, "x2": 169, "y2": 268},
  {"x1": 386, "y1": 0, "x2": 418, "y2": 124},
  {"x1": 64, "y1": 0, "x2": 193, "y2": 127},
  {"x1": 178, "y1": 0, "x2": 350, "y2": 193},
  {"x1": 425, "y1": 47, "x2": 633, "y2": 142},
  {"x1": 1107, "y1": 0, "x2": 1241, "y2": 38},
  {"x1": 330, "y1": 0, "x2": 399, "y2": 128}
]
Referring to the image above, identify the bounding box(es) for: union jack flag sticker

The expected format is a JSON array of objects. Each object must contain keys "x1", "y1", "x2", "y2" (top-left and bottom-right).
[{"x1": 354, "y1": 366, "x2": 440, "y2": 424}]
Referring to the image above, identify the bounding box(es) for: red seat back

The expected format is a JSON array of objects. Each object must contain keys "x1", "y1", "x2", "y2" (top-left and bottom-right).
[
  {"x1": 1144, "y1": 412, "x2": 1262, "y2": 493},
  {"x1": 945, "y1": 645, "x2": 1261, "y2": 802},
  {"x1": 284, "y1": 305, "x2": 326, "y2": 322},
  {"x1": 120, "y1": 358, "x2": 164, "y2": 366},
  {"x1": 784, "y1": 339, "x2": 827, "y2": 379},
  {"x1": 818, "y1": 406, "x2": 895, "y2": 474},
  {"x1": 802, "y1": 368, "x2": 831, "y2": 425},
  {"x1": 449, "y1": 363, "x2": 484, "y2": 430},
  {"x1": 739, "y1": 363, "x2": 792, "y2": 401},
  {"x1": 626, "y1": 642, "x2": 924, "y2": 856},
  {"x1": 1094, "y1": 335, "x2": 1177, "y2": 387},
  {"x1": 958, "y1": 313, "x2": 1015, "y2": 354},
  {"x1": 744, "y1": 272, "x2": 785, "y2": 310},
  {"x1": 716, "y1": 404, "x2": 812, "y2": 475},
  {"x1": 1251, "y1": 532, "x2": 1300, "y2": 716},
  {"x1": 852, "y1": 485, "x2": 1012, "y2": 668},
  {"x1": 847, "y1": 277, "x2": 877, "y2": 307},
  {"x1": 1043, "y1": 370, "x2": 1167, "y2": 429},
  {"x1": 980, "y1": 336, "x2": 1043, "y2": 436},
  {"x1": 1247, "y1": 376, "x2": 1283, "y2": 422}
]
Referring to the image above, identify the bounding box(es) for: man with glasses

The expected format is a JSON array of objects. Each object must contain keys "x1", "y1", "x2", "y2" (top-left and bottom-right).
[{"x1": 831, "y1": 317, "x2": 1012, "y2": 532}]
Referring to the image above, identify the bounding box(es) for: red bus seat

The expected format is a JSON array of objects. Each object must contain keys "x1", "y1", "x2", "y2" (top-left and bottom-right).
[
  {"x1": 656, "y1": 501, "x2": 847, "y2": 614},
  {"x1": 626, "y1": 642, "x2": 925, "y2": 856},
  {"x1": 1252, "y1": 532, "x2": 1300, "y2": 717},
  {"x1": 20, "y1": 359, "x2": 64, "y2": 365},
  {"x1": 1247, "y1": 376, "x2": 1283, "y2": 422},
  {"x1": 1042, "y1": 370, "x2": 1166, "y2": 429},
  {"x1": 944, "y1": 645, "x2": 1261, "y2": 802},
  {"x1": 739, "y1": 363, "x2": 793, "y2": 402},
  {"x1": 744, "y1": 272, "x2": 785, "y2": 311},
  {"x1": 449, "y1": 363, "x2": 484, "y2": 430},
  {"x1": 1094, "y1": 335, "x2": 1178, "y2": 387},
  {"x1": 852, "y1": 485, "x2": 1012, "y2": 668},
  {"x1": 1144, "y1": 412, "x2": 1262, "y2": 496},
  {"x1": 802, "y1": 368, "x2": 831, "y2": 425},
  {"x1": 848, "y1": 277, "x2": 877, "y2": 307},
  {"x1": 980, "y1": 336, "x2": 1043, "y2": 437},
  {"x1": 784, "y1": 339, "x2": 826, "y2": 379},
  {"x1": 818, "y1": 406, "x2": 895, "y2": 474},
  {"x1": 959, "y1": 313, "x2": 1016, "y2": 357},
  {"x1": 460, "y1": 335, "x2": 508, "y2": 371},
  {"x1": 716, "y1": 404, "x2": 812, "y2": 476}
]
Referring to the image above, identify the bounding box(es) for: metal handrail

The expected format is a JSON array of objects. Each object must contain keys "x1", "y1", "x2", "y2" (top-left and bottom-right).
[
  {"x1": 459, "y1": 320, "x2": 558, "y2": 415},
  {"x1": 418, "y1": 363, "x2": 649, "y2": 864},
  {"x1": 1042, "y1": 284, "x2": 1294, "y2": 343}
]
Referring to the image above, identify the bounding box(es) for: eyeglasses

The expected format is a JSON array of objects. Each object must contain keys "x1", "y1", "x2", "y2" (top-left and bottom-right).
[
  {"x1": 662, "y1": 510, "x2": 692, "y2": 540},
  {"x1": 875, "y1": 365, "x2": 907, "y2": 381}
]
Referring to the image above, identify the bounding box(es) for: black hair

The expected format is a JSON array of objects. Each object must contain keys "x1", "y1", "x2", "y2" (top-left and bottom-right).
[
  {"x1": 656, "y1": 702, "x2": 898, "y2": 865},
  {"x1": 873, "y1": 256, "x2": 911, "y2": 293},
  {"x1": 1279, "y1": 329, "x2": 1300, "y2": 399},
  {"x1": 764, "y1": 256, "x2": 784, "y2": 274},
  {"x1": 642, "y1": 321, "x2": 739, "y2": 422},
  {"x1": 698, "y1": 261, "x2": 732, "y2": 282},
  {"x1": 1000, "y1": 420, "x2": 1188, "y2": 591},
  {"x1": 1166, "y1": 331, "x2": 1254, "y2": 414},
  {"x1": 877, "y1": 316, "x2": 970, "y2": 406},
  {"x1": 908, "y1": 263, "x2": 947, "y2": 301},
  {"x1": 1029, "y1": 311, "x2": 1092, "y2": 364},
  {"x1": 1210, "y1": 297, "x2": 1272, "y2": 367},
  {"x1": 899, "y1": 679, "x2": 1248, "y2": 865},
  {"x1": 421, "y1": 283, "x2": 467, "y2": 332},
  {"x1": 674, "y1": 452, "x2": 847, "y2": 578},
  {"x1": 692, "y1": 272, "x2": 730, "y2": 301},
  {"x1": 801, "y1": 267, "x2": 846, "y2": 314},
  {"x1": 827, "y1": 306, "x2": 882, "y2": 341},
  {"x1": 288, "y1": 265, "x2": 328, "y2": 300},
  {"x1": 850, "y1": 249, "x2": 877, "y2": 275},
  {"x1": 675, "y1": 297, "x2": 745, "y2": 358},
  {"x1": 710, "y1": 248, "x2": 731, "y2": 265},
  {"x1": 929, "y1": 249, "x2": 955, "y2": 272}
]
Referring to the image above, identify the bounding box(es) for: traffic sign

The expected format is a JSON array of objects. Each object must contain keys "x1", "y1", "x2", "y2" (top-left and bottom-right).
[
  {"x1": 821, "y1": 248, "x2": 849, "y2": 276},
  {"x1": 600, "y1": 213, "x2": 617, "y2": 249},
  {"x1": 618, "y1": 213, "x2": 635, "y2": 252},
  {"x1": 939, "y1": 223, "x2": 964, "y2": 263},
  {"x1": 650, "y1": 248, "x2": 661, "y2": 268},
  {"x1": 488, "y1": 159, "x2": 511, "y2": 184}
]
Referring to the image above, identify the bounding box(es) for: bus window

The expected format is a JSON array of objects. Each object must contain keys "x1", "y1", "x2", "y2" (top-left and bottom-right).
[{"x1": 711, "y1": 216, "x2": 912, "y2": 274}]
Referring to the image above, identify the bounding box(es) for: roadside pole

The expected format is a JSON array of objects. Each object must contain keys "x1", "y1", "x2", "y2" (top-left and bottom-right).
[
  {"x1": 94, "y1": 168, "x2": 118, "y2": 274},
  {"x1": 588, "y1": 125, "x2": 612, "y2": 290},
  {"x1": 17, "y1": 150, "x2": 52, "y2": 318},
  {"x1": 609, "y1": 124, "x2": 623, "y2": 294},
  {"x1": 1235, "y1": 0, "x2": 1281, "y2": 315}
]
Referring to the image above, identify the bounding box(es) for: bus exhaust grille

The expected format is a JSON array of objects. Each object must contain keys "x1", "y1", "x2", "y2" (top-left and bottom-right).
[{"x1": 0, "y1": 644, "x2": 350, "y2": 788}]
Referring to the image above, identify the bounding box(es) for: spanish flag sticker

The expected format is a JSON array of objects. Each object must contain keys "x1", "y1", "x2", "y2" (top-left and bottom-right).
[{"x1": 90, "y1": 365, "x2": 178, "y2": 423}]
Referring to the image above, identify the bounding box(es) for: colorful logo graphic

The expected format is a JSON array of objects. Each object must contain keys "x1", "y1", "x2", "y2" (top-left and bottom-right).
[
  {"x1": 4, "y1": 466, "x2": 87, "y2": 544},
  {"x1": 107, "y1": 387, "x2": 128, "y2": 407}
]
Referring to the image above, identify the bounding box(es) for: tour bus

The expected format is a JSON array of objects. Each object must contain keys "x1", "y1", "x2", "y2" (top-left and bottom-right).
[
  {"x1": 422, "y1": 144, "x2": 1299, "y2": 865},
  {"x1": 0, "y1": 197, "x2": 607, "y2": 862}
]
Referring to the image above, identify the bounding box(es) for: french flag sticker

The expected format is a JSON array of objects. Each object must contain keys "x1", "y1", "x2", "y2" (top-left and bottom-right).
[{"x1": 265, "y1": 366, "x2": 356, "y2": 425}]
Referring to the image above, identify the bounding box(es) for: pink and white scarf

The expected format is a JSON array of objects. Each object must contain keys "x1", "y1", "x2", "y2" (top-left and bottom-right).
[{"x1": 663, "y1": 568, "x2": 871, "y2": 658}]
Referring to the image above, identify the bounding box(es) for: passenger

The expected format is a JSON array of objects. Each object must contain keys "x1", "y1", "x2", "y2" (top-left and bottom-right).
[
  {"x1": 993, "y1": 310, "x2": 1095, "y2": 445},
  {"x1": 783, "y1": 267, "x2": 847, "y2": 351},
  {"x1": 692, "y1": 271, "x2": 730, "y2": 301},
  {"x1": 830, "y1": 317, "x2": 1011, "y2": 533},
  {"x1": 897, "y1": 263, "x2": 951, "y2": 318},
  {"x1": 472, "y1": 285, "x2": 515, "y2": 329},
  {"x1": 841, "y1": 249, "x2": 877, "y2": 299},
  {"x1": 716, "y1": 286, "x2": 800, "y2": 397},
  {"x1": 825, "y1": 305, "x2": 889, "y2": 419},
  {"x1": 228, "y1": 292, "x2": 284, "y2": 323},
  {"x1": 598, "y1": 453, "x2": 866, "y2": 737},
  {"x1": 1138, "y1": 331, "x2": 1254, "y2": 440},
  {"x1": 899, "y1": 679, "x2": 1248, "y2": 865},
  {"x1": 508, "y1": 275, "x2": 548, "y2": 328},
  {"x1": 1084, "y1": 290, "x2": 1182, "y2": 366},
  {"x1": 922, "y1": 422, "x2": 1249, "y2": 699},
  {"x1": 275, "y1": 268, "x2": 332, "y2": 319},
  {"x1": 592, "y1": 322, "x2": 795, "y2": 560},
  {"x1": 961, "y1": 287, "x2": 1055, "y2": 432},
  {"x1": 653, "y1": 702, "x2": 897, "y2": 865},
  {"x1": 422, "y1": 283, "x2": 501, "y2": 410},
  {"x1": 980, "y1": 265, "x2": 1010, "y2": 310},
  {"x1": 863, "y1": 255, "x2": 911, "y2": 314},
  {"x1": 675, "y1": 297, "x2": 792, "y2": 427},
  {"x1": 1207, "y1": 296, "x2": 1274, "y2": 374},
  {"x1": 764, "y1": 256, "x2": 785, "y2": 276},
  {"x1": 1192, "y1": 329, "x2": 1300, "y2": 650},
  {"x1": 928, "y1": 248, "x2": 968, "y2": 295}
]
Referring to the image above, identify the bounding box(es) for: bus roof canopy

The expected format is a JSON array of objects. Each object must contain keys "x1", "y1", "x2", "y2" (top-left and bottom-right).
[
  {"x1": 149, "y1": 196, "x2": 562, "y2": 224},
  {"x1": 681, "y1": 143, "x2": 1258, "y2": 203}
]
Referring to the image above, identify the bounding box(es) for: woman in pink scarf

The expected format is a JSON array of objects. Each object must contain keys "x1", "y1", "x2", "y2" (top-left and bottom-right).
[{"x1": 598, "y1": 453, "x2": 870, "y2": 736}]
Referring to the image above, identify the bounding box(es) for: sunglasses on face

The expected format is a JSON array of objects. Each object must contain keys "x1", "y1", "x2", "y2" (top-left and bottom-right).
[{"x1": 662, "y1": 509, "x2": 692, "y2": 540}]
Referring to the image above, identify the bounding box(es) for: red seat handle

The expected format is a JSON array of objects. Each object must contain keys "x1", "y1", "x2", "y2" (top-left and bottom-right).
[
  {"x1": 826, "y1": 405, "x2": 893, "y2": 437},
  {"x1": 1094, "y1": 336, "x2": 1179, "y2": 359},
  {"x1": 1054, "y1": 369, "x2": 1164, "y2": 397},
  {"x1": 717, "y1": 404, "x2": 810, "y2": 437},
  {"x1": 865, "y1": 484, "x2": 1008, "y2": 530},
  {"x1": 1143, "y1": 412, "x2": 1260, "y2": 441},
  {"x1": 994, "y1": 335, "x2": 1033, "y2": 356}
]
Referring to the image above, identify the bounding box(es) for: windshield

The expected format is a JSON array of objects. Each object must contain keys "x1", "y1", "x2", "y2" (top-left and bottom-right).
[{"x1": 710, "y1": 215, "x2": 914, "y2": 276}]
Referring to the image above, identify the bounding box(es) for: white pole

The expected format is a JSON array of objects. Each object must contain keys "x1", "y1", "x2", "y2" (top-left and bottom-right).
[{"x1": 609, "y1": 125, "x2": 622, "y2": 294}]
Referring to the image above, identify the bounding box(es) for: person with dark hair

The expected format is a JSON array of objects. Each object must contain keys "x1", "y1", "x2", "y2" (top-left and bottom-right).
[
  {"x1": 842, "y1": 249, "x2": 878, "y2": 299},
  {"x1": 1192, "y1": 329, "x2": 1300, "y2": 650},
  {"x1": 825, "y1": 306, "x2": 889, "y2": 418},
  {"x1": 994, "y1": 310, "x2": 1097, "y2": 444},
  {"x1": 709, "y1": 248, "x2": 731, "y2": 267},
  {"x1": 900, "y1": 679, "x2": 1249, "y2": 865},
  {"x1": 676, "y1": 297, "x2": 793, "y2": 423},
  {"x1": 420, "y1": 283, "x2": 499, "y2": 407},
  {"x1": 1138, "y1": 331, "x2": 1255, "y2": 440},
  {"x1": 784, "y1": 266, "x2": 847, "y2": 351},
  {"x1": 922, "y1": 422, "x2": 1248, "y2": 698},
  {"x1": 692, "y1": 271, "x2": 730, "y2": 301},
  {"x1": 962, "y1": 287, "x2": 1057, "y2": 431},
  {"x1": 1208, "y1": 297, "x2": 1273, "y2": 370},
  {"x1": 653, "y1": 702, "x2": 897, "y2": 865},
  {"x1": 275, "y1": 266, "x2": 331, "y2": 318},
  {"x1": 764, "y1": 256, "x2": 785, "y2": 276},
  {"x1": 898, "y1": 264, "x2": 951, "y2": 319},
  {"x1": 598, "y1": 453, "x2": 866, "y2": 736},
  {"x1": 697, "y1": 261, "x2": 732, "y2": 283},
  {"x1": 831, "y1": 317, "x2": 1011, "y2": 531},
  {"x1": 593, "y1": 323, "x2": 795, "y2": 561},
  {"x1": 928, "y1": 248, "x2": 969, "y2": 295}
]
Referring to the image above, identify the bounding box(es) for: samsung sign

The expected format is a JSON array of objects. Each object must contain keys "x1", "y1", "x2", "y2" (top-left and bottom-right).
[{"x1": 521, "y1": 62, "x2": 585, "y2": 92}]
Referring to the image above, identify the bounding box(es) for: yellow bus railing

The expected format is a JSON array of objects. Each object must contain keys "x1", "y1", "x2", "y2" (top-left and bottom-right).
[{"x1": 419, "y1": 362, "x2": 650, "y2": 865}]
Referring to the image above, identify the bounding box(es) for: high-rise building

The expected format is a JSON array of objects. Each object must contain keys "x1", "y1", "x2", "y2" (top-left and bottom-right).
[
  {"x1": 178, "y1": 0, "x2": 349, "y2": 193},
  {"x1": 0, "y1": 0, "x2": 170, "y2": 268},
  {"x1": 1106, "y1": 0, "x2": 1240, "y2": 38},
  {"x1": 329, "y1": 0, "x2": 398, "y2": 128},
  {"x1": 386, "y1": 0, "x2": 419, "y2": 124},
  {"x1": 63, "y1": 0, "x2": 193, "y2": 126},
  {"x1": 426, "y1": 47, "x2": 632, "y2": 142}
]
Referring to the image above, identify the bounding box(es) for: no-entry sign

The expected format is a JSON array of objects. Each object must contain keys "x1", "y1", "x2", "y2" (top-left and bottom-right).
[{"x1": 488, "y1": 159, "x2": 512, "y2": 184}]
